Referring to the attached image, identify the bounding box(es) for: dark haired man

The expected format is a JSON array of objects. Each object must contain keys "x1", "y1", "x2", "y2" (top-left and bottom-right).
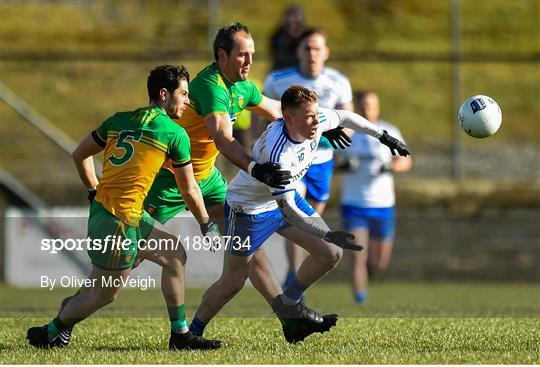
[{"x1": 26, "y1": 65, "x2": 222, "y2": 351}]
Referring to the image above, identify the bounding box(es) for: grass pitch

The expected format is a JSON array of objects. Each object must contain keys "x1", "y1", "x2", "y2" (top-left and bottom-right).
[{"x1": 1, "y1": 282, "x2": 538, "y2": 364}]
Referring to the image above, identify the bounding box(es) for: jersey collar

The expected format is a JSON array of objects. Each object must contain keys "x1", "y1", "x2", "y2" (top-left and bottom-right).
[
  {"x1": 147, "y1": 105, "x2": 167, "y2": 116},
  {"x1": 212, "y1": 62, "x2": 235, "y2": 88},
  {"x1": 299, "y1": 66, "x2": 325, "y2": 80},
  {"x1": 282, "y1": 122, "x2": 303, "y2": 144}
]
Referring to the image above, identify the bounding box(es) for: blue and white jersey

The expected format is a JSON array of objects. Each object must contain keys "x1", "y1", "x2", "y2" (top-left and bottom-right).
[
  {"x1": 340, "y1": 120, "x2": 405, "y2": 208},
  {"x1": 263, "y1": 67, "x2": 353, "y2": 164},
  {"x1": 227, "y1": 108, "x2": 341, "y2": 214}
]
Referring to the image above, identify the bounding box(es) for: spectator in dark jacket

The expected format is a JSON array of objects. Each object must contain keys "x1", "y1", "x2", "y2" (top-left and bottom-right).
[{"x1": 270, "y1": 5, "x2": 306, "y2": 71}]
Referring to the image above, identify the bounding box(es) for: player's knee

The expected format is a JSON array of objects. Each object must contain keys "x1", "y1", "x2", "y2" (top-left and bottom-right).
[
  {"x1": 331, "y1": 246, "x2": 343, "y2": 266},
  {"x1": 369, "y1": 257, "x2": 388, "y2": 271},
  {"x1": 109, "y1": 291, "x2": 121, "y2": 304},
  {"x1": 222, "y1": 271, "x2": 248, "y2": 297},
  {"x1": 321, "y1": 246, "x2": 343, "y2": 270},
  {"x1": 166, "y1": 257, "x2": 185, "y2": 276},
  {"x1": 228, "y1": 280, "x2": 245, "y2": 297},
  {"x1": 177, "y1": 249, "x2": 187, "y2": 266},
  {"x1": 230, "y1": 273, "x2": 248, "y2": 294},
  {"x1": 170, "y1": 243, "x2": 188, "y2": 265}
]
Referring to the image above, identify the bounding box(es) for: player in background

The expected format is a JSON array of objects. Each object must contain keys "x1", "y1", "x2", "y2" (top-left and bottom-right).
[
  {"x1": 188, "y1": 85, "x2": 409, "y2": 344},
  {"x1": 263, "y1": 28, "x2": 354, "y2": 288},
  {"x1": 26, "y1": 65, "x2": 222, "y2": 351},
  {"x1": 143, "y1": 23, "x2": 349, "y2": 332},
  {"x1": 339, "y1": 91, "x2": 412, "y2": 304}
]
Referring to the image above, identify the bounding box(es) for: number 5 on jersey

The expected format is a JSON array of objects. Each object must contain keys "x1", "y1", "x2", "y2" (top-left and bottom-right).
[{"x1": 109, "y1": 130, "x2": 143, "y2": 166}]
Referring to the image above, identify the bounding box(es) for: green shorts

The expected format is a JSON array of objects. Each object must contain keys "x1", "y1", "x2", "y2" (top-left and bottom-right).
[
  {"x1": 144, "y1": 167, "x2": 227, "y2": 224},
  {"x1": 87, "y1": 201, "x2": 154, "y2": 271}
]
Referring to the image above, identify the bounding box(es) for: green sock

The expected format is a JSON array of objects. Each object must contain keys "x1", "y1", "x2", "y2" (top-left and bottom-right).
[
  {"x1": 47, "y1": 317, "x2": 69, "y2": 338},
  {"x1": 167, "y1": 304, "x2": 187, "y2": 330}
]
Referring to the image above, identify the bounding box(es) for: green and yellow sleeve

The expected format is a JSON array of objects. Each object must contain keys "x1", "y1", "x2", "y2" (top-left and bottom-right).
[{"x1": 169, "y1": 128, "x2": 192, "y2": 168}]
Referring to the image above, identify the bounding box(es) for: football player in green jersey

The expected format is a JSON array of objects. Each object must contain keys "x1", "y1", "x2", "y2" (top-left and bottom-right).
[{"x1": 26, "y1": 65, "x2": 221, "y2": 351}]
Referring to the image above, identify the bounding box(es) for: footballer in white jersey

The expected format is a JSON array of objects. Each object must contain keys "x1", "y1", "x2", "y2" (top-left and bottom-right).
[
  {"x1": 187, "y1": 85, "x2": 408, "y2": 345},
  {"x1": 338, "y1": 91, "x2": 412, "y2": 305}
]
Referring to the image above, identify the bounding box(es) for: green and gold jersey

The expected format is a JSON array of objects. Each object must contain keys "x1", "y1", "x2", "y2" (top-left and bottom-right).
[
  {"x1": 163, "y1": 62, "x2": 263, "y2": 181},
  {"x1": 93, "y1": 107, "x2": 191, "y2": 226}
]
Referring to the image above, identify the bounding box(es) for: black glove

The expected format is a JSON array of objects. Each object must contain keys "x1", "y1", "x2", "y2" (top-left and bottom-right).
[
  {"x1": 87, "y1": 188, "x2": 97, "y2": 203},
  {"x1": 324, "y1": 231, "x2": 363, "y2": 251},
  {"x1": 200, "y1": 219, "x2": 221, "y2": 252},
  {"x1": 200, "y1": 219, "x2": 220, "y2": 236},
  {"x1": 379, "y1": 130, "x2": 410, "y2": 157},
  {"x1": 251, "y1": 162, "x2": 292, "y2": 189},
  {"x1": 322, "y1": 127, "x2": 352, "y2": 150}
]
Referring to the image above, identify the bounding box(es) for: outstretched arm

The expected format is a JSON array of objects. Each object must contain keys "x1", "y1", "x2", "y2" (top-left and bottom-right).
[
  {"x1": 328, "y1": 109, "x2": 410, "y2": 156},
  {"x1": 276, "y1": 191, "x2": 362, "y2": 251}
]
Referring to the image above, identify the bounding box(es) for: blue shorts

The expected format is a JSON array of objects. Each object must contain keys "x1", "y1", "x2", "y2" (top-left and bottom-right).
[
  {"x1": 224, "y1": 192, "x2": 316, "y2": 256},
  {"x1": 300, "y1": 159, "x2": 334, "y2": 203},
  {"x1": 341, "y1": 205, "x2": 395, "y2": 240}
]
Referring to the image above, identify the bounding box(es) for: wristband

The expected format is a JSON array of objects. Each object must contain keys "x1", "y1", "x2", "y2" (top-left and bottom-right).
[
  {"x1": 87, "y1": 188, "x2": 97, "y2": 203},
  {"x1": 322, "y1": 231, "x2": 330, "y2": 240},
  {"x1": 247, "y1": 161, "x2": 256, "y2": 175}
]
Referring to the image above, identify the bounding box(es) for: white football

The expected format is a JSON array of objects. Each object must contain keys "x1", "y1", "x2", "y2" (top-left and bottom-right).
[{"x1": 458, "y1": 95, "x2": 502, "y2": 138}]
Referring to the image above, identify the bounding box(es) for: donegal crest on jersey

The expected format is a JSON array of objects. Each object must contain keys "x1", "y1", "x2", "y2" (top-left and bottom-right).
[
  {"x1": 166, "y1": 63, "x2": 263, "y2": 181},
  {"x1": 93, "y1": 107, "x2": 191, "y2": 226}
]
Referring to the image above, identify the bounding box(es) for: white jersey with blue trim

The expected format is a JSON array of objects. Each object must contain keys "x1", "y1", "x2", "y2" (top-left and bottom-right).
[
  {"x1": 263, "y1": 67, "x2": 353, "y2": 164},
  {"x1": 227, "y1": 108, "x2": 341, "y2": 215},
  {"x1": 340, "y1": 120, "x2": 405, "y2": 208}
]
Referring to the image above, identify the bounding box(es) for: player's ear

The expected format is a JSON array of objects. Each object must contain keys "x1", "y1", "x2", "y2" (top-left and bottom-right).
[
  {"x1": 159, "y1": 87, "x2": 169, "y2": 102},
  {"x1": 323, "y1": 45, "x2": 330, "y2": 61},
  {"x1": 217, "y1": 48, "x2": 227, "y2": 63},
  {"x1": 282, "y1": 109, "x2": 293, "y2": 124}
]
